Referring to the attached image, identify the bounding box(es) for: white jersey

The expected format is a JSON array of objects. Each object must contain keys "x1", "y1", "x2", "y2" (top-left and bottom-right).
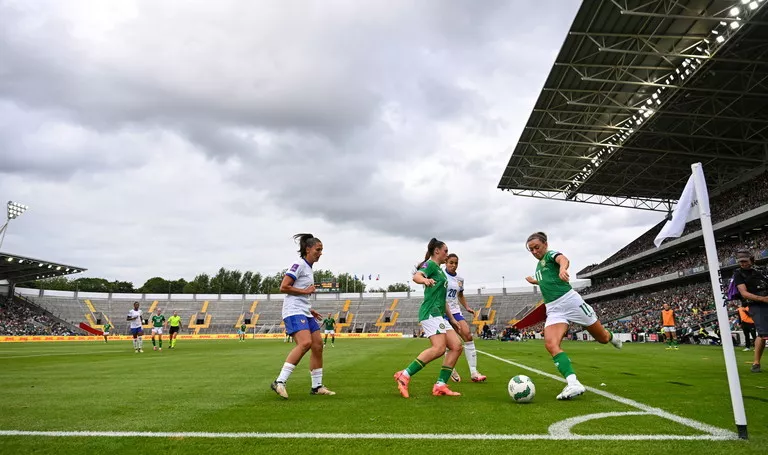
[
  {"x1": 282, "y1": 259, "x2": 314, "y2": 319},
  {"x1": 445, "y1": 272, "x2": 464, "y2": 314},
  {"x1": 127, "y1": 309, "x2": 143, "y2": 329}
]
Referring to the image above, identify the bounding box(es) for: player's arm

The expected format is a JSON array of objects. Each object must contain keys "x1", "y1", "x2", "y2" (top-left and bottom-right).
[
  {"x1": 525, "y1": 276, "x2": 538, "y2": 285},
  {"x1": 413, "y1": 270, "x2": 435, "y2": 286},
  {"x1": 736, "y1": 284, "x2": 768, "y2": 303},
  {"x1": 126, "y1": 313, "x2": 135, "y2": 321},
  {"x1": 458, "y1": 291, "x2": 474, "y2": 315},
  {"x1": 444, "y1": 302, "x2": 458, "y2": 326},
  {"x1": 555, "y1": 254, "x2": 570, "y2": 282},
  {"x1": 279, "y1": 275, "x2": 315, "y2": 296}
]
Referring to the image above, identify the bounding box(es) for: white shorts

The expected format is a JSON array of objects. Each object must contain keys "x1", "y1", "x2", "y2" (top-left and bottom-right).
[
  {"x1": 663, "y1": 326, "x2": 676, "y2": 333},
  {"x1": 103, "y1": 331, "x2": 110, "y2": 336},
  {"x1": 421, "y1": 315, "x2": 455, "y2": 338},
  {"x1": 544, "y1": 290, "x2": 598, "y2": 328},
  {"x1": 151, "y1": 327, "x2": 163, "y2": 335},
  {"x1": 323, "y1": 330, "x2": 334, "y2": 335}
]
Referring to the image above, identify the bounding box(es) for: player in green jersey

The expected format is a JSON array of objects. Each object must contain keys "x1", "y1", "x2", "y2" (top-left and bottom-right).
[
  {"x1": 238, "y1": 323, "x2": 247, "y2": 342},
  {"x1": 394, "y1": 238, "x2": 463, "y2": 398},
  {"x1": 524, "y1": 232, "x2": 621, "y2": 400},
  {"x1": 102, "y1": 322, "x2": 112, "y2": 343},
  {"x1": 322, "y1": 314, "x2": 336, "y2": 347},
  {"x1": 167, "y1": 311, "x2": 181, "y2": 349},
  {"x1": 150, "y1": 308, "x2": 166, "y2": 351}
]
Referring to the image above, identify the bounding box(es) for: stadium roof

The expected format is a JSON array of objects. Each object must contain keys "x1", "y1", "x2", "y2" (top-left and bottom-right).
[
  {"x1": 498, "y1": 0, "x2": 768, "y2": 211},
  {"x1": 0, "y1": 252, "x2": 86, "y2": 283}
]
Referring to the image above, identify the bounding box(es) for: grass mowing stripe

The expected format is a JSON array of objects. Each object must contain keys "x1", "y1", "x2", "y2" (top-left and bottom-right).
[
  {"x1": 0, "y1": 430, "x2": 738, "y2": 441},
  {"x1": 478, "y1": 350, "x2": 737, "y2": 439}
]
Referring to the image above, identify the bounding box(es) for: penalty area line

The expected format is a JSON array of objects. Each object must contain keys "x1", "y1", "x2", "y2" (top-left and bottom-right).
[
  {"x1": 0, "y1": 430, "x2": 736, "y2": 441},
  {"x1": 479, "y1": 350, "x2": 737, "y2": 439}
]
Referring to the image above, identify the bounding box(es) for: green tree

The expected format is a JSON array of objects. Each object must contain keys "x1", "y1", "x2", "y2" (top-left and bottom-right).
[
  {"x1": 260, "y1": 271, "x2": 284, "y2": 294},
  {"x1": 139, "y1": 277, "x2": 170, "y2": 293},
  {"x1": 336, "y1": 273, "x2": 365, "y2": 293},
  {"x1": 183, "y1": 273, "x2": 211, "y2": 294},
  {"x1": 109, "y1": 280, "x2": 135, "y2": 293},
  {"x1": 387, "y1": 282, "x2": 414, "y2": 292}
]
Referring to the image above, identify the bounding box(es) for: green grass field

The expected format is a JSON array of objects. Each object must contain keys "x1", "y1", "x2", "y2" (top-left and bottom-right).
[{"x1": 1, "y1": 338, "x2": 766, "y2": 454}]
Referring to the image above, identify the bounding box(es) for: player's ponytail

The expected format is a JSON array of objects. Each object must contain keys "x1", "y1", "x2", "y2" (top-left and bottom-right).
[
  {"x1": 293, "y1": 233, "x2": 321, "y2": 258},
  {"x1": 525, "y1": 232, "x2": 548, "y2": 251},
  {"x1": 416, "y1": 238, "x2": 445, "y2": 269}
]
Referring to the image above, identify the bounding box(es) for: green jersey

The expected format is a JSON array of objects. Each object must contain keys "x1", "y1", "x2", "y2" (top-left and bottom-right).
[
  {"x1": 322, "y1": 318, "x2": 335, "y2": 330},
  {"x1": 103, "y1": 323, "x2": 112, "y2": 332},
  {"x1": 240, "y1": 324, "x2": 246, "y2": 332},
  {"x1": 417, "y1": 259, "x2": 448, "y2": 321},
  {"x1": 168, "y1": 315, "x2": 181, "y2": 327},
  {"x1": 151, "y1": 314, "x2": 166, "y2": 327},
  {"x1": 535, "y1": 250, "x2": 572, "y2": 303}
]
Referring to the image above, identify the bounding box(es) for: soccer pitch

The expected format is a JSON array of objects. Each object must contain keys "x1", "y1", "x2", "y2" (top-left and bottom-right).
[{"x1": 1, "y1": 339, "x2": 766, "y2": 454}]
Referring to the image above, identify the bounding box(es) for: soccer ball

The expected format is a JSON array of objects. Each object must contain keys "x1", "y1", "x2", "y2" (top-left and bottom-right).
[{"x1": 508, "y1": 374, "x2": 535, "y2": 403}]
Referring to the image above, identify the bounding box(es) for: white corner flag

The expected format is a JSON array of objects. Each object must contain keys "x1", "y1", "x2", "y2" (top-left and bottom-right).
[
  {"x1": 671, "y1": 163, "x2": 747, "y2": 439},
  {"x1": 653, "y1": 173, "x2": 709, "y2": 247}
]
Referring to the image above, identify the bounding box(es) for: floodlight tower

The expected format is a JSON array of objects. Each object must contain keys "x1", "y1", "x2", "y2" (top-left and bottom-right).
[{"x1": 0, "y1": 201, "x2": 29, "y2": 250}]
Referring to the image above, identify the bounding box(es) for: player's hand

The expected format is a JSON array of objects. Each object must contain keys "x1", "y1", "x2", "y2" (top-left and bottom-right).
[
  {"x1": 559, "y1": 269, "x2": 570, "y2": 282},
  {"x1": 310, "y1": 309, "x2": 322, "y2": 320},
  {"x1": 304, "y1": 285, "x2": 316, "y2": 295},
  {"x1": 467, "y1": 308, "x2": 476, "y2": 315},
  {"x1": 525, "y1": 276, "x2": 536, "y2": 284},
  {"x1": 424, "y1": 279, "x2": 436, "y2": 287}
]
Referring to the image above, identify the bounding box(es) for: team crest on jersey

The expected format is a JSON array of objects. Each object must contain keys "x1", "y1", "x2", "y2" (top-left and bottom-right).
[
  {"x1": 439, "y1": 323, "x2": 446, "y2": 329},
  {"x1": 539, "y1": 258, "x2": 545, "y2": 266},
  {"x1": 458, "y1": 280, "x2": 464, "y2": 288}
]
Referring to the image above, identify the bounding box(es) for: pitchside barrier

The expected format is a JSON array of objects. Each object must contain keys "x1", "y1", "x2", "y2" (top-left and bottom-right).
[{"x1": 0, "y1": 333, "x2": 405, "y2": 343}]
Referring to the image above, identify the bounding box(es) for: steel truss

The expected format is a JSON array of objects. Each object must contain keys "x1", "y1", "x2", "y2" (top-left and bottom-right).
[{"x1": 498, "y1": 0, "x2": 768, "y2": 210}]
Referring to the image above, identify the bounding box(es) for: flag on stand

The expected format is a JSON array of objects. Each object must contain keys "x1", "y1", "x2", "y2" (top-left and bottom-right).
[{"x1": 653, "y1": 174, "x2": 708, "y2": 247}]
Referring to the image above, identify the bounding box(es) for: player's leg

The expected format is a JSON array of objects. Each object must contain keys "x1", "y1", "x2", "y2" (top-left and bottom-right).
[
  {"x1": 309, "y1": 326, "x2": 334, "y2": 395},
  {"x1": 394, "y1": 319, "x2": 448, "y2": 398},
  {"x1": 577, "y1": 298, "x2": 620, "y2": 349},
  {"x1": 158, "y1": 329, "x2": 163, "y2": 350},
  {"x1": 137, "y1": 330, "x2": 144, "y2": 352},
  {"x1": 544, "y1": 321, "x2": 584, "y2": 399},
  {"x1": 331, "y1": 331, "x2": 335, "y2": 346},
  {"x1": 132, "y1": 331, "x2": 138, "y2": 352},
  {"x1": 670, "y1": 329, "x2": 678, "y2": 349},
  {"x1": 754, "y1": 336, "x2": 764, "y2": 372},
  {"x1": 457, "y1": 319, "x2": 485, "y2": 382},
  {"x1": 432, "y1": 329, "x2": 462, "y2": 396},
  {"x1": 272, "y1": 328, "x2": 310, "y2": 399}
]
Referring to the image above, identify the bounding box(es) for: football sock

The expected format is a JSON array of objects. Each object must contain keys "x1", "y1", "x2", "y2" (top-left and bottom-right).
[
  {"x1": 437, "y1": 365, "x2": 453, "y2": 384},
  {"x1": 159, "y1": 339, "x2": 162, "y2": 348},
  {"x1": 311, "y1": 368, "x2": 323, "y2": 388},
  {"x1": 405, "y1": 358, "x2": 426, "y2": 377},
  {"x1": 332, "y1": 336, "x2": 335, "y2": 344},
  {"x1": 133, "y1": 339, "x2": 138, "y2": 350},
  {"x1": 464, "y1": 341, "x2": 478, "y2": 374},
  {"x1": 152, "y1": 338, "x2": 156, "y2": 347},
  {"x1": 276, "y1": 362, "x2": 296, "y2": 383},
  {"x1": 137, "y1": 336, "x2": 143, "y2": 349},
  {"x1": 553, "y1": 352, "x2": 575, "y2": 379},
  {"x1": 566, "y1": 374, "x2": 580, "y2": 386}
]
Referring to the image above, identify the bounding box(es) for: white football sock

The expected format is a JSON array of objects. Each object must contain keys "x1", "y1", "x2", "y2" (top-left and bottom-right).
[
  {"x1": 276, "y1": 362, "x2": 295, "y2": 383},
  {"x1": 311, "y1": 368, "x2": 323, "y2": 388},
  {"x1": 464, "y1": 341, "x2": 478, "y2": 375}
]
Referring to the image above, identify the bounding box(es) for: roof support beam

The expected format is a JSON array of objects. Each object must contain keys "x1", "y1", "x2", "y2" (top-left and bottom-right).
[{"x1": 538, "y1": 138, "x2": 763, "y2": 162}]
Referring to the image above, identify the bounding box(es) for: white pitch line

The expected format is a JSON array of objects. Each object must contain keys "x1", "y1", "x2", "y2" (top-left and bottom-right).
[
  {"x1": 0, "y1": 430, "x2": 737, "y2": 441},
  {"x1": 479, "y1": 350, "x2": 737, "y2": 439}
]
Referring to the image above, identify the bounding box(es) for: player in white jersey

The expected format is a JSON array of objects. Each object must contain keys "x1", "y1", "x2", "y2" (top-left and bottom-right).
[
  {"x1": 271, "y1": 233, "x2": 335, "y2": 399},
  {"x1": 445, "y1": 254, "x2": 486, "y2": 383},
  {"x1": 126, "y1": 301, "x2": 144, "y2": 353}
]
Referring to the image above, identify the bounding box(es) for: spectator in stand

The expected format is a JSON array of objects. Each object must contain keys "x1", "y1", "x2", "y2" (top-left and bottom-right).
[
  {"x1": 0, "y1": 298, "x2": 74, "y2": 336},
  {"x1": 738, "y1": 302, "x2": 757, "y2": 352}
]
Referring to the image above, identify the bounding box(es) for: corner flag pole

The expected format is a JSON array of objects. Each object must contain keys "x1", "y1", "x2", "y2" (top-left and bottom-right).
[{"x1": 691, "y1": 162, "x2": 748, "y2": 439}]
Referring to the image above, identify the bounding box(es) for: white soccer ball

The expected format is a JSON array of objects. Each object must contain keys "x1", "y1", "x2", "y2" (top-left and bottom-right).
[{"x1": 508, "y1": 374, "x2": 535, "y2": 403}]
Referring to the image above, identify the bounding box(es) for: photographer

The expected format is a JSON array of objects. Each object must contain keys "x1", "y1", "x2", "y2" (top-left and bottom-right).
[{"x1": 732, "y1": 250, "x2": 767, "y2": 373}]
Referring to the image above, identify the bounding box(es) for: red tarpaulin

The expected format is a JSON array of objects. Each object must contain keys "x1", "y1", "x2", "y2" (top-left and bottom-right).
[{"x1": 512, "y1": 303, "x2": 546, "y2": 330}]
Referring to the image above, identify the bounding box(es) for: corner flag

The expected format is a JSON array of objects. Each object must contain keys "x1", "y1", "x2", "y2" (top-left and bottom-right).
[{"x1": 653, "y1": 173, "x2": 708, "y2": 247}]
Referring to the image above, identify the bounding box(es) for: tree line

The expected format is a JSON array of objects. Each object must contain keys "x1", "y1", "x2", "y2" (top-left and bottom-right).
[{"x1": 20, "y1": 268, "x2": 414, "y2": 294}]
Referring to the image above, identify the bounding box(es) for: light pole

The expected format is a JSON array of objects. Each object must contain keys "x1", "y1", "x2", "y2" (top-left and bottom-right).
[
  {"x1": 502, "y1": 276, "x2": 505, "y2": 289},
  {"x1": 0, "y1": 201, "x2": 29, "y2": 250}
]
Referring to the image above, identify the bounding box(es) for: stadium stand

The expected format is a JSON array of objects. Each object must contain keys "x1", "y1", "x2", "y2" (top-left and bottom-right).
[
  {"x1": 17, "y1": 290, "x2": 543, "y2": 335},
  {"x1": 0, "y1": 294, "x2": 80, "y2": 336}
]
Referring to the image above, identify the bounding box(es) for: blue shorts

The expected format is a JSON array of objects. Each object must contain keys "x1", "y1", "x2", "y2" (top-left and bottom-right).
[
  {"x1": 452, "y1": 312, "x2": 466, "y2": 322},
  {"x1": 283, "y1": 315, "x2": 320, "y2": 336},
  {"x1": 130, "y1": 327, "x2": 143, "y2": 336}
]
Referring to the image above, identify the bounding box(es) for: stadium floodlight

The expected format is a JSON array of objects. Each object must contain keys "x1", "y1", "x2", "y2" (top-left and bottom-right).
[
  {"x1": 750, "y1": 1, "x2": 759, "y2": 10},
  {"x1": 730, "y1": 7, "x2": 740, "y2": 16},
  {"x1": 0, "y1": 201, "x2": 29, "y2": 251}
]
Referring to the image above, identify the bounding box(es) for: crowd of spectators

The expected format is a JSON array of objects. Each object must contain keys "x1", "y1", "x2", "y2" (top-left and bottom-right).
[
  {"x1": 579, "y1": 172, "x2": 768, "y2": 273},
  {"x1": 0, "y1": 296, "x2": 75, "y2": 336},
  {"x1": 579, "y1": 230, "x2": 768, "y2": 295}
]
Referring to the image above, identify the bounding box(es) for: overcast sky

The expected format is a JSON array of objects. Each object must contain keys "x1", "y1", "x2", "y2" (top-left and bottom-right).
[{"x1": 0, "y1": 0, "x2": 662, "y2": 290}]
